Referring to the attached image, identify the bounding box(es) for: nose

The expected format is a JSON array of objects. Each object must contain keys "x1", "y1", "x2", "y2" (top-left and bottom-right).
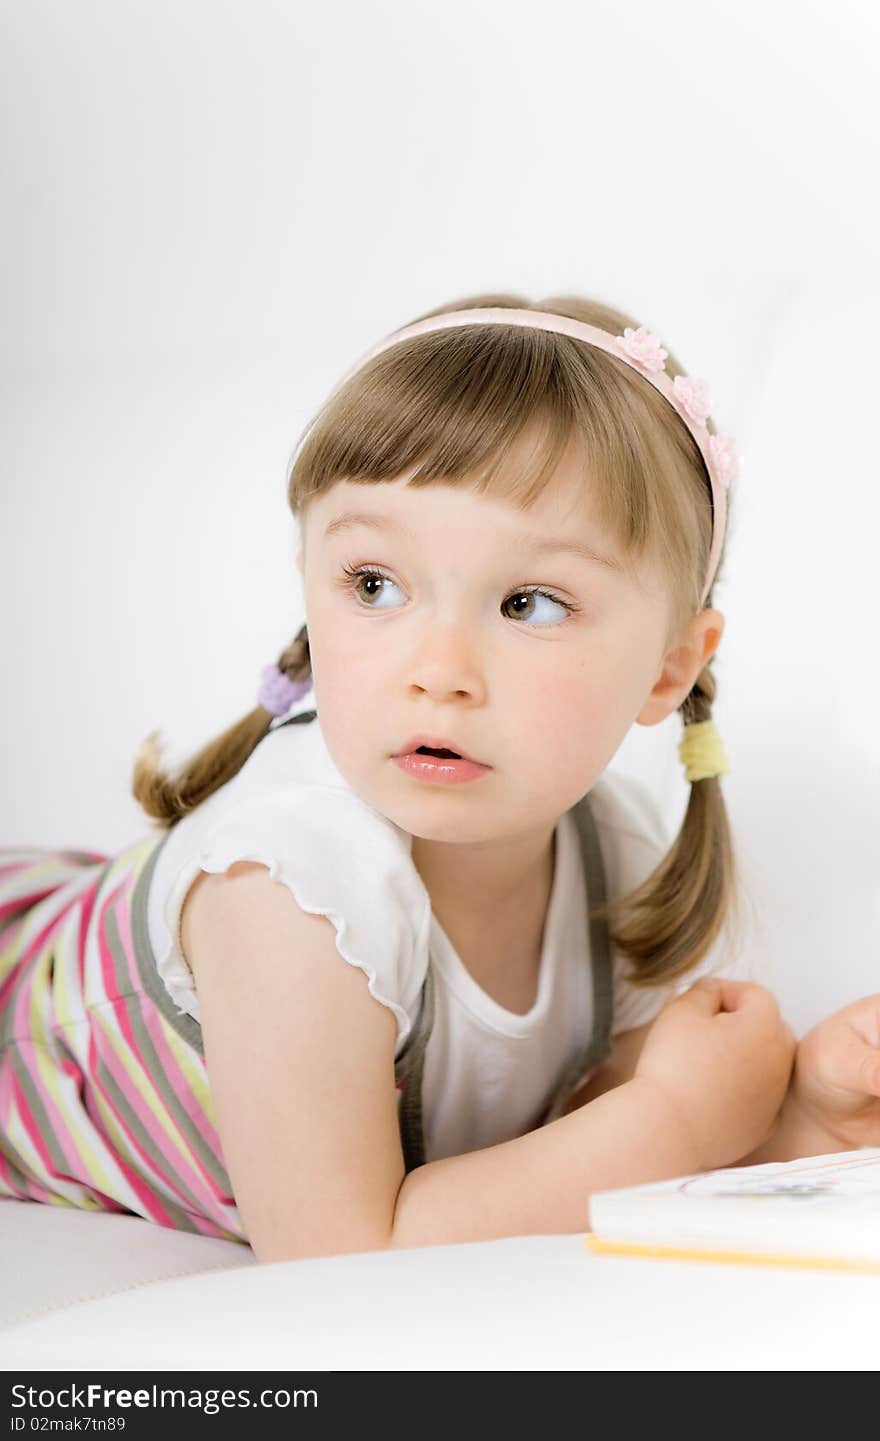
[{"x1": 406, "y1": 621, "x2": 487, "y2": 703}]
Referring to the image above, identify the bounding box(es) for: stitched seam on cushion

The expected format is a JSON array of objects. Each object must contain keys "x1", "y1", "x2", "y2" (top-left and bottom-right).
[{"x1": 0, "y1": 1254, "x2": 254, "y2": 1333}]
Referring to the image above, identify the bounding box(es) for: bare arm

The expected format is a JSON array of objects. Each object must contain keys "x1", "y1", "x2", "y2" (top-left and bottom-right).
[
  {"x1": 558, "y1": 1021, "x2": 653, "y2": 1113},
  {"x1": 559, "y1": 1010, "x2": 811, "y2": 1174},
  {"x1": 181, "y1": 862, "x2": 405, "y2": 1263},
  {"x1": 390, "y1": 1075, "x2": 698, "y2": 1248},
  {"x1": 182, "y1": 867, "x2": 698, "y2": 1261},
  {"x1": 389, "y1": 1019, "x2": 678, "y2": 1248},
  {"x1": 730, "y1": 1095, "x2": 838, "y2": 1166}
]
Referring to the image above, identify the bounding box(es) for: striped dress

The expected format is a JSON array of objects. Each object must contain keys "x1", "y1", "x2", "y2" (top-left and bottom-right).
[
  {"x1": 0, "y1": 738, "x2": 618, "y2": 1243},
  {"x1": 0, "y1": 834, "x2": 246, "y2": 1241}
]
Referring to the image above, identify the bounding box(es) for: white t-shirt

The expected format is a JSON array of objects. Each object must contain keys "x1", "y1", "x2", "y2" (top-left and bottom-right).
[{"x1": 146, "y1": 707, "x2": 725, "y2": 1163}]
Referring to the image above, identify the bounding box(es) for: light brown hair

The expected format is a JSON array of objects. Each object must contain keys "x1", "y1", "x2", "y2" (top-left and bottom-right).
[{"x1": 133, "y1": 291, "x2": 742, "y2": 988}]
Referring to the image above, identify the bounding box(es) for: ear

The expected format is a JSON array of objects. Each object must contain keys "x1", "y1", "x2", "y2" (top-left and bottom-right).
[{"x1": 635, "y1": 608, "x2": 725, "y2": 727}]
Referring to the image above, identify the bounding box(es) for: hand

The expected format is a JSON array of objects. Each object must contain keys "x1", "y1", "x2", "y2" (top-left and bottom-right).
[
  {"x1": 634, "y1": 977, "x2": 796, "y2": 1171},
  {"x1": 789, "y1": 993, "x2": 880, "y2": 1152}
]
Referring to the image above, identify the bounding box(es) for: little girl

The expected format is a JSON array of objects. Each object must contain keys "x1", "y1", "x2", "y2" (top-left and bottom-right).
[{"x1": 3, "y1": 294, "x2": 879, "y2": 1262}]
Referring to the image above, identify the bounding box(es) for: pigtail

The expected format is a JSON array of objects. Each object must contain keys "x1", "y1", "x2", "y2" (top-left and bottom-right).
[
  {"x1": 587, "y1": 653, "x2": 743, "y2": 988},
  {"x1": 131, "y1": 625, "x2": 312, "y2": 831}
]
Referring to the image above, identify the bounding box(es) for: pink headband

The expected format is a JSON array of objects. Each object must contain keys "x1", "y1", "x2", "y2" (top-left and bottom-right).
[{"x1": 318, "y1": 306, "x2": 739, "y2": 608}]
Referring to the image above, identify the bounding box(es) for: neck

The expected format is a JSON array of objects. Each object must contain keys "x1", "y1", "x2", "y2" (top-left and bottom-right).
[{"x1": 410, "y1": 821, "x2": 557, "y2": 940}]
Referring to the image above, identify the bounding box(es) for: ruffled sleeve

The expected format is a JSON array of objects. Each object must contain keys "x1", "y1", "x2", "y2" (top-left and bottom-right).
[{"x1": 155, "y1": 783, "x2": 433, "y2": 1057}]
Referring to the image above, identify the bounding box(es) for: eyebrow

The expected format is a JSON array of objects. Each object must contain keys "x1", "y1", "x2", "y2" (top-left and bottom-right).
[{"x1": 322, "y1": 511, "x2": 624, "y2": 573}]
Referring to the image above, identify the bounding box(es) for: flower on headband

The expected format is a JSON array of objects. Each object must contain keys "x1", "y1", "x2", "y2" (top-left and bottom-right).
[
  {"x1": 614, "y1": 326, "x2": 668, "y2": 373},
  {"x1": 708, "y1": 433, "x2": 739, "y2": 488},
  {"x1": 672, "y1": 374, "x2": 713, "y2": 425}
]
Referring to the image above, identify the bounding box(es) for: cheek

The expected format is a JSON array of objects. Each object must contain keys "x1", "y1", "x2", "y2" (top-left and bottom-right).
[
  {"x1": 302, "y1": 603, "x2": 386, "y2": 764},
  {"x1": 305, "y1": 590, "x2": 374, "y2": 691},
  {"x1": 529, "y1": 670, "x2": 620, "y2": 767},
  {"x1": 525, "y1": 639, "x2": 656, "y2": 767}
]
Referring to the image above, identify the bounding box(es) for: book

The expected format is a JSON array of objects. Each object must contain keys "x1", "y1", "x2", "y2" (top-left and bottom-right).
[{"x1": 585, "y1": 1147, "x2": 880, "y2": 1274}]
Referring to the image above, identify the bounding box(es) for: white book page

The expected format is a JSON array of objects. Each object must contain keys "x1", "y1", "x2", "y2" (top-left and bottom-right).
[
  {"x1": 588, "y1": 1149, "x2": 880, "y2": 1261},
  {"x1": 678, "y1": 1148, "x2": 880, "y2": 1216}
]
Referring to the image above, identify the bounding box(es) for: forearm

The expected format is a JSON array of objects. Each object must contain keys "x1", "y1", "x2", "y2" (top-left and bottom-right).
[{"x1": 389, "y1": 1077, "x2": 701, "y2": 1249}]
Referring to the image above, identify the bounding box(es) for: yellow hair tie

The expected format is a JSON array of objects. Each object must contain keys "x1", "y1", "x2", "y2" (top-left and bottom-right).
[{"x1": 678, "y1": 719, "x2": 730, "y2": 782}]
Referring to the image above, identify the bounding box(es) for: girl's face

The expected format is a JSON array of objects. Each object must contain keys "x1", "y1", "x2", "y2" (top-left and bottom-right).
[{"x1": 297, "y1": 434, "x2": 722, "y2": 847}]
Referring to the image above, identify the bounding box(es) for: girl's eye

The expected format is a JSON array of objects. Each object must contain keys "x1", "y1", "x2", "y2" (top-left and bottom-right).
[{"x1": 336, "y1": 564, "x2": 578, "y2": 628}]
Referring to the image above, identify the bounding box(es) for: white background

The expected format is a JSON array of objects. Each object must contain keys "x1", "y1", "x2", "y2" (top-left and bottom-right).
[{"x1": 2, "y1": 0, "x2": 878, "y2": 1036}]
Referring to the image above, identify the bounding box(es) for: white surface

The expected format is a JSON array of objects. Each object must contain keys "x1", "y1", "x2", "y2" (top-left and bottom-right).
[
  {"x1": 0, "y1": 1201, "x2": 253, "y2": 1335},
  {"x1": 2, "y1": 1212, "x2": 878, "y2": 1372}
]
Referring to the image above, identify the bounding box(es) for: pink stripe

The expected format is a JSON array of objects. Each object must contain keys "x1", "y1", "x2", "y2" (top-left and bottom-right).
[
  {"x1": 12, "y1": 1044, "x2": 91, "y2": 1184},
  {"x1": 0, "y1": 920, "x2": 29, "y2": 1009},
  {"x1": 90, "y1": 989, "x2": 211, "y2": 1211},
  {"x1": 113, "y1": 878, "x2": 225, "y2": 1168},
  {"x1": 0, "y1": 884, "x2": 67, "y2": 924},
  {"x1": 103, "y1": 876, "x2": 225, "y2": 1195},
  {"x1": 0, "y1": 1149, "x2": 31, "y2": 1199},
  {"x1": 87, "y1": 938, "x2": 212, "y2": 1215},
  {"x1": 0, "y1": 851, "x2": 62, "y2": 872},
  {"x1": 0, "y1": 1040, "x2": 15, "y2": 1127},
  {"x1": 0, "y1": 1147, "x2": 52, "y2": 1203},
  {"x1": 133, "y1": 1001, "x2": 232, "y2": 1212},
  {"x1": 11, "y1": 890, "x2": 83, "y2": 974},
  {"x1": 6, "y1": 1064, "x2": 74, "y2": 1183},
  {"x1": 77, "y1": 871, "x2": 103, "y2": 994},
  {"x1": 0, "y1": 859, "x2": 43, "y2": 888},
  {"x1": 84, "y1": 1024, "x2": 177, "y2": 1227},
  {"x1": 9, "y1": 965, "x2": 89, "y2": 1182},
  {"x1": 96, "y1": 872, "x2": 128, "y2": 1004},
  {"x1": 1, "y1": 846, "x2": 240, "y2": 1240}
]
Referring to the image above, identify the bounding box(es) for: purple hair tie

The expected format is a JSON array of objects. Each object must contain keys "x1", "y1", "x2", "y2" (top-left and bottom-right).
[{"x1": 258, "y1": 663, "x2": 312, "y2": 717}]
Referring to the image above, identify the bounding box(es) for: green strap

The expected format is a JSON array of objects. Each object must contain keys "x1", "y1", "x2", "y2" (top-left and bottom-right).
[
  {"x1": 395, "y1": 963, "x2": 436, "y2": 1174},
  {"x1": 394, "y1": 791, "x2": 614, "y2": 1170},
  {"x1": 540, "y1": 795, "x2": 614, "y2": 1124},
  {"x1": 272, "y1": 708, "x2": 319, "y2": 731}
]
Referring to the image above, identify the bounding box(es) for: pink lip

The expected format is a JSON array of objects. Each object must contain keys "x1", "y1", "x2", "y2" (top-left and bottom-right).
[
  {"x1": 392, "y1": 753, "x2": 490, "y2": 785},
  {"x1": 393, "y1": 733, "x2": 488, "y2": 766}
]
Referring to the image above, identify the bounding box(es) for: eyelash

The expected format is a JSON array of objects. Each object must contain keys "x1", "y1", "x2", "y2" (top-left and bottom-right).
[{"x1": 336, "y1": 563, "x2": 580, "y2": 627}]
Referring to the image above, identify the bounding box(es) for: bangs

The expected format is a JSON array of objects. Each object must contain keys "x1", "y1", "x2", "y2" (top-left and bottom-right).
[
  {"x1": 287, "y1": 310, "x2": 717, "y2": 640},
  {"x1": 289, "y1": 327, "x2": 581, "y2": 508}
]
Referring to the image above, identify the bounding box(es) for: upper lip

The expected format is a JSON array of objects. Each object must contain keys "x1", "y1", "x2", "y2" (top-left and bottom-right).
[{"x1": 393, "y1": 734, "x2": 488, "y2": 766}]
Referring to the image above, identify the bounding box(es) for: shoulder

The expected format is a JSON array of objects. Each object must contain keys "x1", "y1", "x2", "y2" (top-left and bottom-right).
[{"x1": 146, "y1": 711, "x2": 432, "y2": 1054}]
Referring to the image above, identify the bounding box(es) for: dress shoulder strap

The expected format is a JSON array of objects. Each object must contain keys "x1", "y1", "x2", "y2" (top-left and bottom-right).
[
  {"x1": 271, "y1": 708, "x2": 318, "y2": 731},
  {"x1": 539, "y1": 791, "x2": 615, "y2": 1125},
  {"x1": 394, "y1": 964, "x2": 436, "y2": 1174}
]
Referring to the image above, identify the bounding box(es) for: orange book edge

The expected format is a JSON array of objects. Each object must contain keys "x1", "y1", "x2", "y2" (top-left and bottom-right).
[{"x1": 584, "y1": 1233, "x2": 880, "y2": 1276}]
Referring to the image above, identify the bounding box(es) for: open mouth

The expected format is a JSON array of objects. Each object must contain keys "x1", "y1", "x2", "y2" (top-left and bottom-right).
[{"x1": 414, "y1": 746, "x2": 461, "y2": 759}]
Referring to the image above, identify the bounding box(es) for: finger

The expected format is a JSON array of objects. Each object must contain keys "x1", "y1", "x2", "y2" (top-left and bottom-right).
[
  {"x1": 854, "y1": 1041, "x2": 880, "y2": 1097},
  {"x1": 677, "y1": 977, "x2": 724, "y2": 1015},
  {"x1": 846, "y1": 1000, "x2": 880, "y2": 1050},
  {"x1": 818, "y1": 1030, "x2": 880, "y2": 1097},
  {"x1": 684, "y1": 976, "x2": 749, "y2": 1012},
  {"x1": 714, "y1": 979, "x2": 778, "y2": 1018}
]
